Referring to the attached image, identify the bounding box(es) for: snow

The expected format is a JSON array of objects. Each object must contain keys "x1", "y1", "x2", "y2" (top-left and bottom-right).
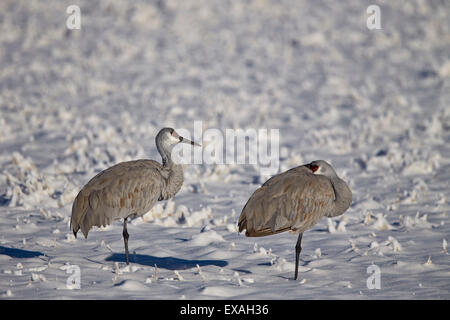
[{"x1": 1, "y1": 0, "x2": 450, "y2": 299}]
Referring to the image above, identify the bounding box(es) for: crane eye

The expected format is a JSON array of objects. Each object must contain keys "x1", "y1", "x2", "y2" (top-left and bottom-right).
[{"x1": 310, "y1": 165, "x2": 319, "y2": 172}]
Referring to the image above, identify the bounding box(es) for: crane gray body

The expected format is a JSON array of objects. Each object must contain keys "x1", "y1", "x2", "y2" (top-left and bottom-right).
[{"x1": 71, "y1": 159, "x2": 183, "y2": 238}]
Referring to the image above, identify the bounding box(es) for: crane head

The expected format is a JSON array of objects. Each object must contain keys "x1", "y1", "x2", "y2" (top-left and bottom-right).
[
  {"x1": 307, "y1": 160, "x2": 337, "y2": 178},
  {"x1": 159, "y1": 128, "x2": 201, "y2": 147}
]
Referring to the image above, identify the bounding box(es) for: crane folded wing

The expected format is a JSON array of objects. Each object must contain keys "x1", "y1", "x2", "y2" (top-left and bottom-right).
[
  {"x1": 238, "y1": 167, "x2": 335, "y2": 237},
  {"x1": 71, "y1": 160, "x2": 164, "y2": 238}
]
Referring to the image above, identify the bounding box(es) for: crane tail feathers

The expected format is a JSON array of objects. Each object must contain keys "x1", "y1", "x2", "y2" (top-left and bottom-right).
[
  {"x1": 244, "y1": 226, "x2": 291, "y2": 237},
  {"x1": 239, "y1": 217, "x2": 291, "y2": 237}
]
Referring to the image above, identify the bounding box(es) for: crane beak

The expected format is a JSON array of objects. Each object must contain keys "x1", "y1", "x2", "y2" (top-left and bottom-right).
[{"x1": 179, "y1": 136, "x2": 201, "y2": 147}]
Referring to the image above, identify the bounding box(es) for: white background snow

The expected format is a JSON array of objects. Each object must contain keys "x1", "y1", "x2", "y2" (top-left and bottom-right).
[{"x1": 0, "y1": 0, "x2": 449, "y2": 299}]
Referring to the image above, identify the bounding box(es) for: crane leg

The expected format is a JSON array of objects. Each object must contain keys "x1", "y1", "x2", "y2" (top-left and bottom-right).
[
  {"x1": 123, "y1": 218, "x2": 130, "y2": 265},
  {"x1": 294, "y1": 232, "x2": 303, "y2": 280}
]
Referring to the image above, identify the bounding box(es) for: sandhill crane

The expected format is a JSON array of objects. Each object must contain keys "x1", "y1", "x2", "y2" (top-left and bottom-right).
[
  {"x1": 71, "y1": 128, "x2": 201, "y2": 265},
  {"x1": 238, "y1": 160, "x2": 352, "y2": 280}
]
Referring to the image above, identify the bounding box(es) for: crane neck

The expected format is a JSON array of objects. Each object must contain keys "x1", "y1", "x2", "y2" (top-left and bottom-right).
[
  {"x1": 161, "y1": 155, "x2": 171, "y2": 168},
  {"x1": 160, "y1": 160, "x2": 184, "y2": 200},
  {"x1": 156, "y1": 138, "x2": 173, "y2": 168},
  {"x1": 329, "y1": 176, "x2": 352, "y2": 216},
  {"x1": 156, "y1": 139, "x2": 184, "y2": 200}
]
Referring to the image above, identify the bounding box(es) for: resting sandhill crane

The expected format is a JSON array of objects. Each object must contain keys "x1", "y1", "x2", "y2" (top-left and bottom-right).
[
  {"x1": 71, "y1": 128, "x2": 201, "y2": 265},
  {"x1": 238, "y1": 160, "x2": 352, "y2": 280}
]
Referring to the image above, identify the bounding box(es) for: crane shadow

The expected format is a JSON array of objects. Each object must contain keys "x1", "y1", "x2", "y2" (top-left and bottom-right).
[
  {"x1": 0, "y1": 246, "x2": 43, "y2": 259},
  {"x1": 0, "y1": 194, "x2": 10, "y2": 206},
  {"x1": 105, "y1": 253, "x2": 228, "y2": 270}
]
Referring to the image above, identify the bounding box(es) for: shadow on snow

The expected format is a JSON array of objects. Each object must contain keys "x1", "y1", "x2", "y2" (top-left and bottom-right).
[
  {"x1": 105, "y1": 253, "x2": 228, "y2": 270},
  {"x1": 0, "y1": 246, "x2": 43, "y2": 258}
]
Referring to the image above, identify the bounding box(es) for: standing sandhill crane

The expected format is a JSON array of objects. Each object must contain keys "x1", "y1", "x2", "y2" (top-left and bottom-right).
[
  {"x1": 71, "y1": 128, "x2": 201, "y2": 265},
  {"x1": 238, "y1": 160, "x2": 352, "y2": 280}
]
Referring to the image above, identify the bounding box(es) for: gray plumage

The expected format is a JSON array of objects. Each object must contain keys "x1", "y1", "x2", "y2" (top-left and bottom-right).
[
  {"x1": 238, "y1": 160, "x2": 352, "y2": 279},
  {"x1": 71, "y1": 127, "x2": 200, "y2": 264}
]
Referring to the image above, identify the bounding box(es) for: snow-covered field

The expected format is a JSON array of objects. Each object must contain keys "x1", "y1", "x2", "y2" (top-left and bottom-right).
[{"x1": 0, "y1": 0, "x2": 449, "y2": 299}]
